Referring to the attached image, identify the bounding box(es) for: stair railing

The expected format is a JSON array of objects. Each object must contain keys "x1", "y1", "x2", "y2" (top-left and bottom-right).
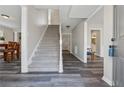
[{"x1": 59, "y1": 24, "x2": 63, "y2": 73}]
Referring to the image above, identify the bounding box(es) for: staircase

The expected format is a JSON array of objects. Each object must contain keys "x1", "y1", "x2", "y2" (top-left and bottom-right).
[{"x1": 29, "y1": 25, "x2": 59, "y2": 72}]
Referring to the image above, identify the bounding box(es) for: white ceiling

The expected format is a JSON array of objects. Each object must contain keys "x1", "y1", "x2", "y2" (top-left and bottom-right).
[
  {"x1": 0, "y1": 5, "x2": 21, "y2": 30},
  {"x1": 34, "y1": 5, "x2": 59, "y2": 9},
  {"x1": 59, "y1": 6, "x2": 85, "y2": 33},
  {"x1": 34, "y1": 5, "x2": 100, "y2": 33},
  {"x1": 59, "y1": 5, "x2": 99, "y2": 33},
  {"x1": 0, "y1": 5, "x2": 100, "y2": 32},
  {"x1": 69, "y1": 5, "x2": 99, "y2": 18}
]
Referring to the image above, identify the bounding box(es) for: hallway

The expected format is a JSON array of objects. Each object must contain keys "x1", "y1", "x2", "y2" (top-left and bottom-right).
[
  {"x1": 63, "y1": 51, "x2": 109, "y2": 86},
  {"x1": 0, "y1": 51, "x2": 108, "y2": 87}
]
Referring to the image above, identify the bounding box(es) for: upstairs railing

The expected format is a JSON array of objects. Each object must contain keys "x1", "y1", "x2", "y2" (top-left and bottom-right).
[{"x1": 59, "y1": 24, "x2": 63, "y2": 73}]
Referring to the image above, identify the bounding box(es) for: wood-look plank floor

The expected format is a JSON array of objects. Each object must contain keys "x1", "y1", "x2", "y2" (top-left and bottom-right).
[
  {"x1": 0, "y1": 51, "x2": 109, "y2": 87},
  {"x1": 0, "y1": 59, "x2": 21, "y2": 74}
]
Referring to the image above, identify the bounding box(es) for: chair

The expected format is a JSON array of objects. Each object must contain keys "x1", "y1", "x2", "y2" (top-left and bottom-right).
[
  {"x1": 4, "y1": 43, "x2": 15, "y2": 62},
  {"x1": 8, "y1": 41, "x2": 20, "y2": 59},
  {"x1": 3, "y1": 41, "x2": 20, "y2": 62},
  {"x1": 87, "y1": 48, "x2": 96, "y2": 60}
]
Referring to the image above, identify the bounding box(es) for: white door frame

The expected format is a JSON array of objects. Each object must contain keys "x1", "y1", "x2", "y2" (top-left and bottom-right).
[
  {"x1": 89, "y1": 27, "x2": 103, "y2": 57},
  {"x1": 21, "y1": 6, "x2": 28, "y2": 73},
  {"x1": 62, "y1": 33, "x2": 72, "y2": 53},
  {"x1": 83, "y1": 22, "x2": 88, "y2": 63}
]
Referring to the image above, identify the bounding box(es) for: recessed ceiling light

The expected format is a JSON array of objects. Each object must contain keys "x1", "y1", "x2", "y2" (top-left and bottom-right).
[{"x1": 1, "y1": 14, "x2": 10, "y2": 19}]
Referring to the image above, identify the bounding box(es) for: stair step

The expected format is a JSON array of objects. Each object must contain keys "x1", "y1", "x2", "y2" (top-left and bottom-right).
[
  {"x1": 38, "y1": 45, "x2": 59, "y2": 48},
  {"x1": 44, "y1": 34, "x2": 59, "y2": 36},
  {"x1": 35, "y1": 50, "x2": 59, "y2": 54},
  {"x1": 32, "y1": 56, "x2": 59, "y2": 61},
  {"x1": 29, "y1": 63, "x2": 58, "y2": 68},
  {"x1": 37, "y1": 48, "x2": 59, "y2": 51},
  {"x1": 41, "y1": 41, "x2": 59, "y2": 44},
  {"x1": 29, "y1": 67, "x2": 58, "y2": 72},
  {"x1": 45, "y1": 32, "x2": 59, "y2": 34},
  {"x1": 35, "y1": 53, "x2": 59, "y2": 56},
  {"x1": 31, "y1": 60, "x2": 59, "y2": 63},
  {"x1": 32, "y1": 59, "x2": 58, "y2": 62},
  {"x1": 42, "y1": 40, "x2": 59, "y2": 43},
  {"x1": 43, "y1": 38, "x2": 59, "y2": 40},
  {"x1": 41, "y1": 42, "x2": 59, "y2": 45},
  {"x1": 36, "y1": 48, "x2": 59, "y2": 51}
]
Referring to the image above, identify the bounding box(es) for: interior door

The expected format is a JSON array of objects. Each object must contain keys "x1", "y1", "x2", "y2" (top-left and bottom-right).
[{"x1": 113, "y1": 5, "x2": 124, "y2": 87}]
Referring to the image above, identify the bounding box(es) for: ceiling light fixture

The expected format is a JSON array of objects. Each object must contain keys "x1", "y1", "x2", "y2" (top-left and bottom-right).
[
  {"x1": 66, "y1": 25, "x2": 70, "y2": 29},
  {"x1": 1, "y1": 14, "x2": 10, "y2": 19}
]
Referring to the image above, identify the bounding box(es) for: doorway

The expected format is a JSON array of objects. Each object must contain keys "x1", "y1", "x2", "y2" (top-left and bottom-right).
[
  {"x1": 91, "y1": 30, "x2": 100, "y2": 56},
  {"x1": 62, "y1": 34, "x2": 72, "y2": 53},
  {"x1": 88, "y1": 30, "x2": 102, "y2": 62}
]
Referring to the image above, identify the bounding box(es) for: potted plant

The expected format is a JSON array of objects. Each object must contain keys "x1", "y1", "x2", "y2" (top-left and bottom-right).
[{"x1": 0, "y1": 36, "x2": 5, "y2": 43}]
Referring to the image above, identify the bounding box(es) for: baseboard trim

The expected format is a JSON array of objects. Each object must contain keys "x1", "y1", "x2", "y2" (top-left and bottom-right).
[
  {"x1": 102, "y1": 76, "x2": 113, "y2": 86},
  {"x1": 71, "y1": 53, "x2": 84, "y2": 63},
  {"x1": 28, "y1": 26, "x2": 48, "y2": 65}
]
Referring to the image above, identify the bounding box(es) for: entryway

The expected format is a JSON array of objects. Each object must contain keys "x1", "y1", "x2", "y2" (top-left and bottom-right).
[{"x1": 87, "y1": 30, "x2": 103, "y2": 63}]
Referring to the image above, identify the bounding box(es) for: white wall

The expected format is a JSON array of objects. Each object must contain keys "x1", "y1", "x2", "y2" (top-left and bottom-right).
[
  {"x1": 27, "y1": 6, "x2": 48, "y2": 59},
  {"x1": 21, "y1": 6, "x2": 48, "y2": 73},
  {"x1": 87, "y1": 7, "x2": 104, "y2": 57},
  {"x1": 72, "y1": 21, "x2": 84, "y2": 61},
  {"x1": 102, "y1": 6, "x2": 114, "y2": 86},
  {"x1": 0, "y1": 25, "x2": 14, "y2": 42},
  {"x1": 50, "y1": 9, "x2": 60, "y2": 25}
]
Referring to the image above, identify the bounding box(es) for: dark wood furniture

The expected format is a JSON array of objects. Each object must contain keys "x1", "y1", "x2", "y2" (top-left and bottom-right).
[
  {"x1": 0, "y1": 42, "x2": 20, "y2": 62},
  {"x1": 8, "y1": 41, "x2": 20, "y2": 59}
]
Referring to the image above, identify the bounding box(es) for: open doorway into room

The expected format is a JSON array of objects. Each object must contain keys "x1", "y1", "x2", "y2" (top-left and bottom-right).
[
  {"x1": 0, "y1": 6, "x2": 21, "y2": 74},
  {"x1": 62, "y1": 34, "x2": 72, "y2": 54},
  {"x1": 87, "y1": 30, "x2": 103, "y2": 62}
]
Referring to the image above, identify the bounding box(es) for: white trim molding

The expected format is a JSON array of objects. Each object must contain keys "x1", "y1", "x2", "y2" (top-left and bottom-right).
[
  {"x1": 102, "y1": 76, "x2": 113, "y2": 86},
  {"x1": 83, "y1": 22, "x2": 88, "y2": 63},
  {"x1": 72, "y1": 53, "x2": 84, "y2": 62},
  {"x1": 21, "y1": 6, "x2": 28, "y2": 73}
]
